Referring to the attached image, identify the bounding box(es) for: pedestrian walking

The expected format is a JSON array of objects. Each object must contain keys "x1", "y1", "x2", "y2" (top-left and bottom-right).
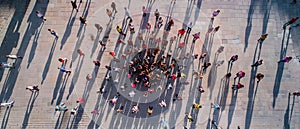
[
  {"x1": 256, "y1": 73, "x2": 264, "y2": 83},
  {"x1": 186, "y1": 113, "x2": 193, "y2": 122},
  {"x1": 216, "y1": 46, "x2": 224, "y2": 54},
  {"x1": 129, "y1": 24, "x2": 135, "y2": 34},
  {"x1": 77, "y1": 49, "x2": 84, "y2": 56},
  {"x1": 0, "y1": 101, "x2": 14, "y2": 107},
  {"x1": 199, "y1": 53, "x2": 207, "y2": 61},
  {"x1": 35, "y1": 10, "x2": 46, "y2": 21},
  {"x1": 79, "y1": 16, "x2": 87, "y2": 24},
  {"x1": 71, "y1": 0, "x2": 78, "y2": 12},
  {"x1": 251, "y1": 59, "x2": 263, "y2": 67},
  {"x1": 91, "y1": 109, "x2": 99, "y2": 115},
  {"x1": 157, "y1": 17, "x2": 163, "y2": 28},
  {"x1": 58, "y1": 57, "x2": 68, "y2": 65},
  {"x1": 258, "y1": 34, "x2": 268, "y2": 42},
  {"x1": 6, "y1": 54, "x2": 23, "y2": 59},
  {"x1": 124, "y1": 7, "x2": 131, "y2": 18},
  {"x1": 211, "y1": 103, "x2": 220, "y2": 110},
  {"x1": 202, "y1": 62, "x2": 211, "y2": 71},
  {"x1": 212, "y1": 26, "x2": 220, "y2": 34},
  {"x1": 192, "y1": 32, "x2": 200, "y2": 42},
  {"x1": 146, "y1": 22, "x2": 151, "y2": 32},
  {"x1": 234, "y1": 71, "x2": 245, "y2": 79},
  {"x1": 278, "y1": 56, "x2": 292, "y2": 63},
  {"x1": 71, "y1": 106, "x2": 78, "y2": 115},
  {"x1": 116, "y1": 26, "x2": 125, "y2": 35},
  {"x1": 99, "y1": 40, "x2": 106, "y2": 49},
  {"x1": 26, "y1": 85, "x2": 39, "y2": 92},
  {"x1": 93, "y1": 60, "x2": 101, "y2": 66},
  {"x1": 229, "y1": 55, "x2": 238, "y2": 63},
  {"x1": 192, "y1": 103, "x2": 202, "y2": 109},
  {"x1": 95, "y1": 23, "x2": 102, "y2": 30},
  {"x1": 283, "y1": 17, "x2": 299, "y2": 28},
  {"x1": 97, "y1": 87, "x2": 106, "y2": 94},
  {"x1": 55, "y1": 103, "x2": 68, "y2": 111},
  {"x1": 86, "y1": 74, "x2": 92, "y2": 80},
  {"x1": 212, "y1": 9, "x2": 220, "y2": 18},
  {"x1": 48, "y1": 29, "x2": 59, "y2": 38},
  {"x1": 154, "y1": 9, "x2": 160, "y2": 21},
  {"x1": 111, "y1": 2, "x2": 117, "y2": 12},
  {"x1": 216, "y1": 60, "x2": 224, "y2": 68},
  {"x1": 177, "y1": 28, "x2": 186, "y2": 38},
  {"x1": 58, "y1": 66, "x2": 71, "y2": 74},
  {"x1": 232, "y1": 82, "x2": 244, "y2": 90},
  {"x1": 0, "y1": 62, "x2": 15, "y2": 69},
  {"x1": 106, "y1": 9, "x2": 113, "y2": 19},
  {"x1": 187, "y1": 22, "x2": 193, "y2": 34}
]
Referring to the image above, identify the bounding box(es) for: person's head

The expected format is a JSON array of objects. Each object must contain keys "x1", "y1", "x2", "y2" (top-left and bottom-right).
[
  {"x1": 35, "y1": 10, "x2": 39, "y2": 14},
  {"x1": 216, "y1": 9, "x2": 220, "y2": 13},
  {"x1": 48, "y1": 29, "x2": 51, "y2": 31},
  {"x1": 159, "y1": 17, "x2": 162, "y2": 20},
  {"x1": 288, "y1": 56, "x2": 293, "y2": 60},
  {"x1": 106, "y1": 9, "x2": 109, "y2": 12}
]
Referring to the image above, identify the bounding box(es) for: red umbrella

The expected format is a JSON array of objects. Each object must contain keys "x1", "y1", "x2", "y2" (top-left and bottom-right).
[{"x1": 77, "y1": 98, "x2": 85, "y2": 103}]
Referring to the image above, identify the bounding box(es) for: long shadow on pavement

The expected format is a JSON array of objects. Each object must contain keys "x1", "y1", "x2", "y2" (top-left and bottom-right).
[
  {"x1": 0, "y1": 0, "x2": 49, "y2": 102},
  {"x1": 21, "y1": 91, "x2": 39, "y2": 128},
  {"x1": 0, "y1": 0, "x2": 31, "y2": 81},
  {"x1": 41, "y1": 38, "x2": 58, "y2": 84}
]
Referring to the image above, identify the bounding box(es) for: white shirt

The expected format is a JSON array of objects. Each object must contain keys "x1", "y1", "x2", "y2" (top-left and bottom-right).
[{"x1": 37, "y1": 13, "x2": 43, "y2": 18}]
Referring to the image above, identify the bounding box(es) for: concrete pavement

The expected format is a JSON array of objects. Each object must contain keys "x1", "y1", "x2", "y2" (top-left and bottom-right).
[{"x1": 0, "y1": 0, "x2": 299, "y2": 129}]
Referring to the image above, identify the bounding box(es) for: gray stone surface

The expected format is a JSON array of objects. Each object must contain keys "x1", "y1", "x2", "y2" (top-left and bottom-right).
[{"x1": 0, "y1": 0, "x2": 299, "y2": 129}]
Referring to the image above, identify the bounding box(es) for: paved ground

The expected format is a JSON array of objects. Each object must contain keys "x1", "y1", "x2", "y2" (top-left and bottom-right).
[{"x1": 0, "y1": 0, "x2": 300, "y2": 129}]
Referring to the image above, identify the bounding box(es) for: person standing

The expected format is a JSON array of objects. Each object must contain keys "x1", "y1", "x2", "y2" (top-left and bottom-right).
[
  {"x1": 79, "y1": 16, "x2": 87, "y2": 24},
  {"x1": 256, "y1": 73, "x2": 264, "y2": 83},
  {"x1": 251, "y1": 59, "x2": 263, "y2": 67},
  {"x1": 186, "y1": 22, "x2": 193, "y2": 34},
  {"x1": 229, "y1": 55, "x2": 238, "y2": 63},
  {"x1": 258, "y1": 34, "x2": 268, "y2": 42},
  {"x1": 232, "y1": 83, "x2": 244, "y2": 90},
  {"x1": 48, "y1": 29, "x2": 59, "y2": 38}
]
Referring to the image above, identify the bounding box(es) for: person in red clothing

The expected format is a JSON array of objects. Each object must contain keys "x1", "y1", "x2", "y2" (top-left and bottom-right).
[
  {"x1": 177, "y1": 29, "x2": 186, "y2": 38},
  {"x1": 283, "y1": 17, "x2": 299, "y2": 28}
]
